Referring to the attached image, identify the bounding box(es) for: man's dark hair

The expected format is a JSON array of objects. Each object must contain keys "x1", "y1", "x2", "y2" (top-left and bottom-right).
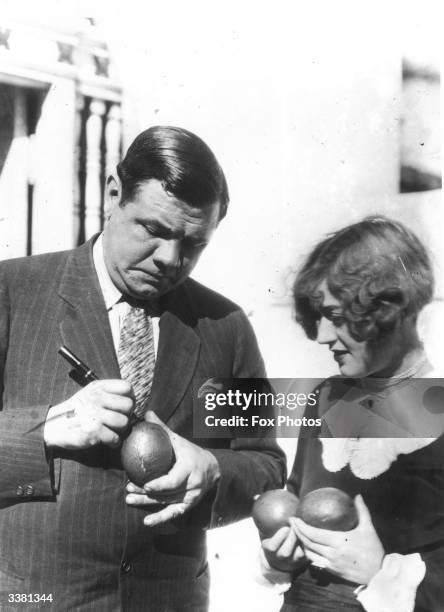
[
  {"x1": 116, "y1": 126, "x2": 229, "y2": 219},
  {"x1": 293, "y1": 215, "x2": 434, "y2": 341}
]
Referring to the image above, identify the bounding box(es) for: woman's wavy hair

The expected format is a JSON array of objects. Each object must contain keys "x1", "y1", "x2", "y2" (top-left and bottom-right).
[{"x1": 293, "y1": 216, "x2": 434, "y2": 341}]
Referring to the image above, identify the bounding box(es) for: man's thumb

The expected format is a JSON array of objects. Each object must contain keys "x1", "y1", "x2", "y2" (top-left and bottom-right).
[
  {"x1": 144, "y1": 410, "x2": 169, "y2": 431},
  {"x1": 144, "y1": 411, "x2": 182, "y2": 448}
]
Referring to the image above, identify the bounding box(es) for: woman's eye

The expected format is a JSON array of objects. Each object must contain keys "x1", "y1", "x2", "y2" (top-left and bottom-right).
[{"x1": 331, "y1": 316, "x2": 346, "y2": 327}]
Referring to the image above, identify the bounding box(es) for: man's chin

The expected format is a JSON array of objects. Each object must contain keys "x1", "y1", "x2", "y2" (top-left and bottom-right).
[
  {"x1": 127, "y1": 285, "x2": 167, "y2": 300},
  {"x1": 125, "y1": 279, "x2": 178, "y2": 300},
  {"x1": 122, "y1": 272, "x2": 189, "y2": 300}
]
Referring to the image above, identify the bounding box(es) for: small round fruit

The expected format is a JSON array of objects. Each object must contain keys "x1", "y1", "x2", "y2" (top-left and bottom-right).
[
  {"x1": 297, "y1": 487, "x2": 358, "y2": 531},
  {"x1": 252, "y1": 489, "x2": 299, "y2": 537},
  {"x1": 121, "y1": 422, "x2": 174, "y2": 487}
]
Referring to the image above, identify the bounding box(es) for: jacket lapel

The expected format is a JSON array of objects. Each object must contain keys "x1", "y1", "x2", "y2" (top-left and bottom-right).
[
  {"x1": 57, "y1": 238, "x2": 120, "y2": 380},
  {"x1": 56, "y1": 243, "x2": 200, "y2": 421},
  {"x1": 148, "y1": 286, "x2": 200, "y2": 423}
]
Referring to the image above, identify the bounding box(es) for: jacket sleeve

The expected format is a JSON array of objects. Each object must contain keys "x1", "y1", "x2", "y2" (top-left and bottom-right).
[
  {"x1": 0, "y1": 266, "x2": 57, "y2": 499},
  {"x1": 205, "y1": 310, "x2": 287, "y2": 528}
]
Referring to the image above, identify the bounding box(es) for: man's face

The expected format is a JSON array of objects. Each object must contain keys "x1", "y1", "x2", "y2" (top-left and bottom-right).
[{"x1": 102, "y1": 178, "x2": 220, "y2": 299}]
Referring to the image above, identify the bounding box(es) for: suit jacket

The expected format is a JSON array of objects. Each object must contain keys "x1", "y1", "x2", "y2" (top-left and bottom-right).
[{"x1": 0, "y1": 238, "x2": 286, "y2": 611}]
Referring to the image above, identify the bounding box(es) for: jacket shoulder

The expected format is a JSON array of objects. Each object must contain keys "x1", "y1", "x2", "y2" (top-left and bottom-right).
[
  {"x1": 0, "y1": 248, "x2": 71, "y2": 271},
  {"x1": 180, "y1": 277, "x2": 243, "y2": 319},
  {"x1": 0, "y1": 249, "x2": 72, "y2": 290}
]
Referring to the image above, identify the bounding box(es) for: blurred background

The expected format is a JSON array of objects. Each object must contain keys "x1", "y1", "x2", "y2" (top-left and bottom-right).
[{"x1": 0, "y1": 0, "x2": 441, "y2": 609}]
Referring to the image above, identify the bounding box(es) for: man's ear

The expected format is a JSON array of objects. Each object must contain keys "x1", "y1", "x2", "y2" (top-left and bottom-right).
[{"x1": 104, "y1": 174, "x2": 122, "y2": 222}]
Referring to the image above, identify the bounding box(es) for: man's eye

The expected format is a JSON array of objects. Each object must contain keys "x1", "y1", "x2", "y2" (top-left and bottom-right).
[
  {"x1": 184, "y1": 241, "x2": 206, "y2": 251},
  {"x1": 142, "y1": 224, "x2": 162, "y2": 237},
  {"x1": 137, "y1": 222, "x2": 153, "y2": 234}
]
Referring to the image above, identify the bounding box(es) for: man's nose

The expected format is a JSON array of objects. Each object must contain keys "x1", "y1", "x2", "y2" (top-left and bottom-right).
[
  {"x1": 153, "y1": 240, "x2": 181, "y2": 271},
  {"x1": 316, "y1": 316, "x2": 337, "y2": 345}
]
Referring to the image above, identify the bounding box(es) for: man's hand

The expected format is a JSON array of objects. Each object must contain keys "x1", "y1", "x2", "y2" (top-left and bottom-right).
[
  {"x1": 125, "y1": 411, "x2": 221, "y2": 526},
  {"x1": 261, "y1": 525, "x2": 306, "y2": 573},
  {"x1": 291, "y1": 495, "x2": 385, "y2": 585},
  {"x1": 43, "y1": 380, "x2": 134, "y2": 449}
]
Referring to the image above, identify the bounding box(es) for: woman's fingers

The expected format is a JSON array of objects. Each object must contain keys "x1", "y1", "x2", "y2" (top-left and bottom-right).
[
  {"x1": 291, "y1": 517, "x2": 340, "y2": 546},
  {"x1": 262, "y1": 527, "x2": 291, "y2": 552},
  {"x1": 304, "y1": 549, "x2": 330, "y2": 570},
  {"x1": 290, "y1": 518, "x2": 333, "y2": 558},
  {"x1": 278, "y1": 527, "x2": 298, "y2": 558}
]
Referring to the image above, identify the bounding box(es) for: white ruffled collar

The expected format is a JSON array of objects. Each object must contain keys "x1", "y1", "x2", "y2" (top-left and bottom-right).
[
  {"x1": 320, "y1": 356, "x2": 442, "y2": 479},
  {"x1": 320, "y1": 437, "x2": 436, "y2": 479}
]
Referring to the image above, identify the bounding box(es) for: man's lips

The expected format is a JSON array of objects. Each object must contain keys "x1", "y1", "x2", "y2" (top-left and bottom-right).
[
  {"x1": 131, "y1": 269, "x2": 167, "y2": 282},
  {"x1": 332, "y1": 350, "x2": 349, "y2": 361}
]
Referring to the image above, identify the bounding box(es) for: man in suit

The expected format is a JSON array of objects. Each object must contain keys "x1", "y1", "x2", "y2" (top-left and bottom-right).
[{"x1": 0, "y1": 126, "x2": 285, "y2": 611}]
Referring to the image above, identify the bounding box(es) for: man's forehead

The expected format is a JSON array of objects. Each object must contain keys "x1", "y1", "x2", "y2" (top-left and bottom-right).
[
  {"x1": 133, "y1": 182, "x2": 219, "y2": 227},
  {"x1": 146, "y1": 199, "x2": 219, "y2": 233}
]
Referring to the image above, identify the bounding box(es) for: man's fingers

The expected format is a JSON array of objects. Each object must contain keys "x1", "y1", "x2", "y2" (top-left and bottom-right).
[
  {"x1": 126, "y1": 493, "x2": 168, "y2": 506},
  {"x1": 143, "y1": 461, "x2": 186, "y2": 495},
  {"x1": 75, "y1": 380, "x2": 135, "y2": 416},
  {"x1": 98, "y1": 425, "x2": 121, "y2": 448},
  {"x1": 44, "y1": 380, "x2": 136, "y2": 449},
  {"x1": 126, "y1": 482, "x2": 145, "y2": 494},
  {"x1": 126, "y1": 477, "x2": 189, "y2": 506},
  {"x1": 100, "y1": 392, "x2": 134, "y2": 414},
  {"x1": 144, "y1": 411, "x2": 183, "y2": 448},
  {"x1": 144, "y1": 410, "x2": 170, "y2": 431},
  {"x1": 89, "y1": 379, "x2": 133, "y2": 397},
  {"x1": 94, "y1": 406, "x2": 129, "y2": 432},
  {"x1": 143, "y1": 503, "x2": 186, "y2": 527}
]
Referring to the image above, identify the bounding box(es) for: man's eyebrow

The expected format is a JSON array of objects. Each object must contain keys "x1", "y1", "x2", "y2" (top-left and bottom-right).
[
  {"x1": 184, "y1": 235, "x2": 209, "y2": 245},
  {"x1": 144, "y1": 219, "x2": 175, "y2": 236},
  {"x1": 142, "y1": 220, "x2": 208, "y2": 244}
]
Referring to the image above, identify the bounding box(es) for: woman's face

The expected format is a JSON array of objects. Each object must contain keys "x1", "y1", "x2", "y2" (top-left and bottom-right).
[{"x1": 315, "y1": 280, "x2": 402, "y2": 378}]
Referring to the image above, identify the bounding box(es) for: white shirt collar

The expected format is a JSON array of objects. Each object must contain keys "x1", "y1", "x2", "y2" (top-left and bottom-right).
[{"x1": 93, "y1": 233, "x2": 122, "y2": 310}]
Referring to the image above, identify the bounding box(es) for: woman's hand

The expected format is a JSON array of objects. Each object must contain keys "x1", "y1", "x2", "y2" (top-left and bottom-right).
[
  {"x1": 261, "y1": 525, "x2": 307, "y2": 573},
  {"x1": 291, "y1": 495, "x2": 384, "y2": 585}
]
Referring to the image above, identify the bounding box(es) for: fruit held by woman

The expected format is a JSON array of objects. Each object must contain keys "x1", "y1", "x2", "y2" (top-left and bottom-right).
[
  {"x1": 252, "y1": 489, "x2": 299, "y2": 537},
  {"x1": 297, "y1": 487, "x2": 358, "y2": 531}
]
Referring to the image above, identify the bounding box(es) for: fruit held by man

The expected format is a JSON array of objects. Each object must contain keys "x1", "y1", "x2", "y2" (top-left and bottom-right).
[{"x1": 121, "y1": 422, "x2": 175, "y2": 487}]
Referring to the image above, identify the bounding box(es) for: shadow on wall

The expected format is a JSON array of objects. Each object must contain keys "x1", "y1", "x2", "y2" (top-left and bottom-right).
[
  {"x1": 0, "y1": 84, "x2": 46, "y2": 256},
  {"x1": 400, "y1": 58, "x2": 441, "y2": 193}
]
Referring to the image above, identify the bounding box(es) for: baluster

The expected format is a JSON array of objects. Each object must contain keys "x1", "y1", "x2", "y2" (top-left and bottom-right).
[
  {"x1": 84, "y1": 98, "x2": 105, "y2": 238},
  {"x1": 104, "y1": 103, "x2": 121, "y2": 221}
]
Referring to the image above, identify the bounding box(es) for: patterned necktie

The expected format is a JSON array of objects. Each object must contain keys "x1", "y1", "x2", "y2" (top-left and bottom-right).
[{"x1": 118, "y1": 304, "x2": 155, "y2": 419}]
